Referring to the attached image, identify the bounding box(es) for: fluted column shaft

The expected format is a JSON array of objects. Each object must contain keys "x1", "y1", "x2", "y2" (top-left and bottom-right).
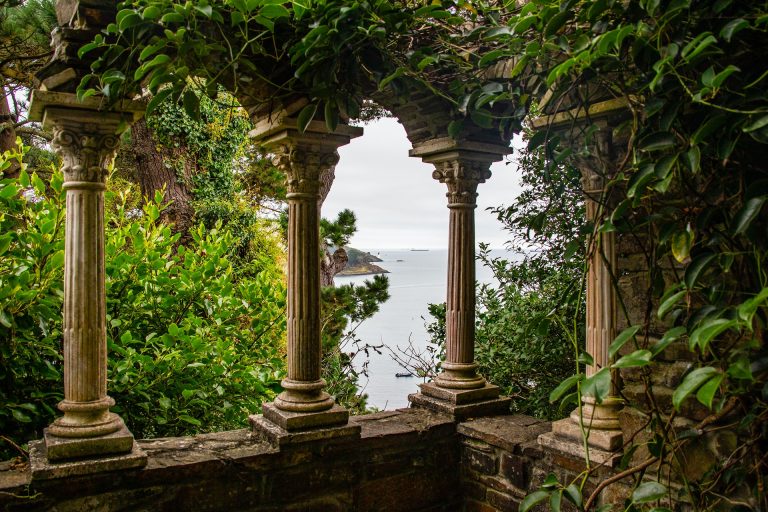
[
  {"x1": 432, "y1": 158, "x2": 491, "y2": 390},
  {"x1": 272, "y1": 144, "x2": 338, "y2": 413},
  {"x1": 571, "y1": 166, "x2": 622, "y2": 429},
  {"x1": 45, "y1": 108, "x2": 127, "y2": 439}
]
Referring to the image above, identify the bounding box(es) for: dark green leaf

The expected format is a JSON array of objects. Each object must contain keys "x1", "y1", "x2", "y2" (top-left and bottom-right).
[
  {"x1": 296, "y1": 103, "x2": 318, "y2": 133},
  {"x1": 632, "y1": 481, "x2": 668, "y2": 503},
  {"x1": 520, "y1": 490, "x2": 550, "y2": 512},
  {"x1": 673, "y1": 367, "x2": 719, "y2": 410},
  {"x1": 609, "y1": 325, "x2": 641, "y2": 359},
  {"x1": 732, "y1": 196, "x2": 765, "y2": 235}
]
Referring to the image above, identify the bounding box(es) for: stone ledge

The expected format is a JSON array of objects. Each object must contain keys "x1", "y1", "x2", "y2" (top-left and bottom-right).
[
  {"x1": 419, "y1": 382, "x2": 501, "y2": 405},
  {"x1": 250, "y1": 414, "x2": 361, "y2": 448},
  {"x1": 458, "y1": 415, "x2": 551, "y2": 454}
]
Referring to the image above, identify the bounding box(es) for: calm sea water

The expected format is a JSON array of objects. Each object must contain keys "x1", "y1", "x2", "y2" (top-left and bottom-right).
[{"x1": 334, "y1": 249, "x2": 509, "y2": 410}]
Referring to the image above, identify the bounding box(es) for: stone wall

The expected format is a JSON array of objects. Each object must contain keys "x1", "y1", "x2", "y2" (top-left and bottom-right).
[{"x1": 0, "y1": 409, "x2": 461, "y2": 512}]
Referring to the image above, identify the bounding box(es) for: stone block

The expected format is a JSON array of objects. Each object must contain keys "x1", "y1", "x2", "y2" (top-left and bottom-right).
[
  {"x1": 43, "y1": 423, "x2": 136, "y2": 461},
  {"x1": 463, "y1": 446, "x2": 497, "y2": 475},
  {"x1": 486, "y1": 489, "x2": 519, "y2": 511},
  {"x1": 458, "y1": 415, "x2": 551, "y2": 453},
  {"x1": 537, "y1": 432, "x2": 622, "y2": 468},
  {"x1": 409, "y1": 392, "x2": 511, "y2": 421},
  {"x1": 29, "y1": 439, "x2": 146, "y2": 481},
  {"x1": 419, "y1": 382, "x2": 501, "y2": 405},
  {"x1": 249, "y1": 414, "x2": 361, "y2": 447},
  {"x1": 500, "y1": 453, "x2": 527, "y2": 489},
  {"x1": 261, "y1": 402, "x2": 350, "y2": 431},
  {"x1": 462, "y1": 478, "x2": 487, "y2": 501},
  {"x1": 465, "y1": 499, "x2": 499, "y2": 512},
  {"x1": 551, "y1": 418, "x2": 623, "y2": 452}
]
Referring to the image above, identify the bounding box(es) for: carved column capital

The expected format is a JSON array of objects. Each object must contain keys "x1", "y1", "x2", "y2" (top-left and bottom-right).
[
  {"x1": 43, "y1": 107, "x2": 132, "y2": 188},
  {"x1": 272, "y1": 144, "x2": 340, "y2": 196},
  {"x1": 432, "y1": 159, "x2": 492, "y2": 206}
]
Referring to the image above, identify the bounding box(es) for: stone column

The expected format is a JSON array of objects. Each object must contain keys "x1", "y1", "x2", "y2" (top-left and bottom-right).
[
  {"x1": 249, "y1": 118, "x2": 362, "y2": 436},
  {"x1": 408, "y1": 139, "x2": 511, "y2": 419},
  {"x1": 545, "y1": 162, "x2": 624, "y2": 457},
  {"x1": 432, "y1": 158, "x2": 489, "y2": 390},
  {"x1": 32, "y1": 100, "x2": 145, "y2": 469}
]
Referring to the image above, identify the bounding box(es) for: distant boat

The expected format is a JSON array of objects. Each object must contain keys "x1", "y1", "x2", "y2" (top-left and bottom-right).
[
  {"x1": 410, "y1": 249, "x2": 429, "y2": 252},
  {"x1": 395, "y1": 372, "x2": 414, "y2": 378},
  {"x1": 396, "y1": 259, "x2": 404, "y2": 262}
]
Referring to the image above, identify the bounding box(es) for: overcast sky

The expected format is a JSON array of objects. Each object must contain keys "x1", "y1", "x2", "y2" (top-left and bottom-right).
[{"x1": 323, "y1": 118, "x2": 524, "y2": 250}]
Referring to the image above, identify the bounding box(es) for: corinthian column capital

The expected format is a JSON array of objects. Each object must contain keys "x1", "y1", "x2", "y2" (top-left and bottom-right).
[
  {"x1": 431, "y1": 159, "x2": 492, "y2": 206},
  {"x1": 273, "y1": 144, "x2": 340, "y2": 196},
  {"x1": 50, "y1": 122, "x2": 122, "y2": 186}
]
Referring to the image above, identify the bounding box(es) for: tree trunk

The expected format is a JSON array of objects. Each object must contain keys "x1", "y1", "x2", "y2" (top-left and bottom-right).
[
  {"x1": 0, "y1": 87, "x2": 19, "y2": 178},
  {"x1": 130, "y1": 119, "x2": 195, "y2": 236},
  {"x1": 317, "y1": 166, "x2": 348, "y2": 287}
]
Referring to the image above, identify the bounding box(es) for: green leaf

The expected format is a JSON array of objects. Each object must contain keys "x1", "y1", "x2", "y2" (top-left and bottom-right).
[
  {"x1": 696, "y1": 373, "x2": 723, "y2": 409},
  {"x1": 743, "y1": 114, "x2": 768, "y2": 133},
  {"x1": 689, "y1": 318, "x2": 737, "y2": 351},
  {"x1": 447, "y1": 120, "x2": 463, "y2": 138},
  {"x1": 0, "y1": 183, "x2": 18, "y2": 199},
  {"x1": 0, "y1": 234, "x2": 11, "y2": 256},
  {"x1": 544, "y1": 11, "x2": 569, "y2": 37},
  {"x1": 520, "y1": 490, "x2": 550, "y2": 512},
  {"x1": 324, "y1": 101, "x2": 338, "y2": 132},
  {"x1": 260, "y1": 4, "x2": 289, "y2": 18},
  {"x1": 0, "y1": 308, "x2": 11, "y2": 328},
  {"x1": 683, "y1": 146, "x2": 701, "y2": 173},
  {"x1": 183, "y1": 90, "x2": 200, "y2": 119},
  {"x1": 632, "y1": 481, "x2": 668, "y2": 503},
  {"x1": 378, "y1": 67, "x2": 404, "y2": 91},
  {"x1": 582, "y1": 367, "x2": 611, "y2": 402},
  {"x1": 550, "y1": 490, "x2": 562, "y2": 512},
  {"x1": 639, "y1": 132, "x2": 676, "y2": 151},
  {"x1": 732, "y1": 196, "x2": 765, "y2": 235},
  {"x1": 671, "y1": 227, "x2": 694, "y2": 263},
  {"x1": 658, "y1": 289, "x2": 686, "y2": 318},
  {"x1": 178, "y1": 414, "x2": 201, "y2": 426},
  {"x1": 296, "y1": 103, "x2": 317, "y2": 133},
  {"x1": 146, "y1": 89, "x2": 173, "y2": 115},
  {"x1": 720, "y1": 18, "x2": 749, "y2": 42},
  {"x1": 563, "y1": 484, "x2": 582, "y2": 508},
  {"x1": 12, "y1": 408, "x2": 31, "y2": 423},
  {"x1": 613, "y1": 349, "x2": 653, "y2": 369},
  {"x1": 681, "y1": 33, "x2": 717, "y2": 62},
  {"x1": 549, "y1": 374, "x2": 582, "y2": 403},
  {"x1": 685, "y1": 253, "x2": 716, "y2": 289},
  {"x1": 652, "y1": 326, "x2": 687, "y2": 356},
  {"x1": 609, "y1": 325, "x2": 641, "y2": 359},
  {"x1": 673, "y1": 367, "x2": 719, "y2": 410},
  {"x1": 737, "y1": 287, "x2": 768, "y2": 325}
]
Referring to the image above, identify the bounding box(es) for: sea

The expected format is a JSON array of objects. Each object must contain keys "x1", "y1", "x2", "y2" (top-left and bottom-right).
[{"x1": 333, "y1": 248, "x2": 512, "y2": 410}]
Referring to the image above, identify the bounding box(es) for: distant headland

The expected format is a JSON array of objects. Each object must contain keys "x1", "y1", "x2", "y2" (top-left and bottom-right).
[{"x1": 337, "y1": 247, "x2": 390, "y2": 276}]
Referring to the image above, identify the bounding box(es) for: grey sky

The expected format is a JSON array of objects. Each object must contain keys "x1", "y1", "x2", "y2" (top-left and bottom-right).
[{"x1": 323, "y1": 118, "x2": 524, "y2": 250}]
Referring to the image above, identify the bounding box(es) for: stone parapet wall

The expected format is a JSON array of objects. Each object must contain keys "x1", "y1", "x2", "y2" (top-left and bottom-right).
[{"x1": 0, "y1": 409, "x2": 461, "y2": 512}]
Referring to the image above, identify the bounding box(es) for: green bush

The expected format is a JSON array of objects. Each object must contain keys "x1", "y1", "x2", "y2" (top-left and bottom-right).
[{"x1": 0, "y1": 143, "x2": 287, "y2": 458}]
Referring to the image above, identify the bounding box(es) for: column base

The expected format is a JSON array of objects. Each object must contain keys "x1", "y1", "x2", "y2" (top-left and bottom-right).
[
  {"x1": 42, "y1": 418, "x2": 136, "y2": 461},
  {"x1": 409, "y1": 382, "x2": 511, "y2": 420},
  {"x1": 30, "y1": 434, "x2": 146, "y2": 481},
  {"x1": 538, "y1": 428, "x2": 622, "y2": 467},
  {"x1": 570, "y1": 396, "x2": 623, "y2": 430},
  {"x1": 249, "y1": 410, "x2": 360, "y2": 448},
  {"x1": 260, "y1": 402, "x2": 351, "y2": 431},
  {"x1": 551, "y1": 417, "x2": 623, "y2": 452}
]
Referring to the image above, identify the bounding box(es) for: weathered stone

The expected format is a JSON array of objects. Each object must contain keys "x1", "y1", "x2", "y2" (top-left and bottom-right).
[
  {"x1": 29, "y1": 439, "x2": 146, "y2": 481},
  {"x1": 249, "y1": 413, "x2": 361, "y2": 447},
  {"x1": 486, "y1": 489, "x2": 519, "y2": 511},
  {"x1": 42, "y1": 424, "x2": 137, "y2": 462},
  {"x1": 499, "y1": 453, "x2": 527, "y2": 490},
  {"x1": 458, "y1": 415, "x2": 551, "y2": 453},
  {"x1": 551, "y1": 418, "x2": 623, "y2": 452},
  {"x1": 409, "y1": 392, "x2": 511, "y2": 420},
  {"x1": 463, "y1": 446, "x2": 497, "y2": 475},
  {"x1": 537, "y1": 432, "x2": 622, "y2": 468},
  {"x1": 420, "y1": 382, "x2": 502, "y2": 405}
]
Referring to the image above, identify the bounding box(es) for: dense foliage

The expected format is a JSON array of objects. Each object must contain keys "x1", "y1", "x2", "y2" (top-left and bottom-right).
[{"x1": 0, "y1": 143, "x2": 287, "y2": 458}]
